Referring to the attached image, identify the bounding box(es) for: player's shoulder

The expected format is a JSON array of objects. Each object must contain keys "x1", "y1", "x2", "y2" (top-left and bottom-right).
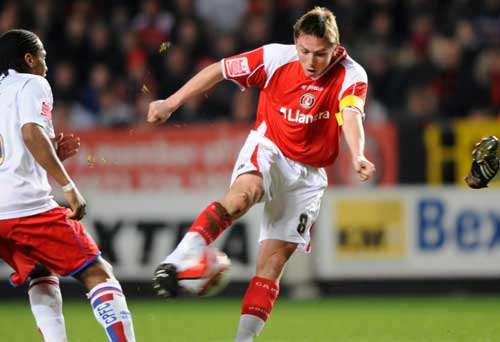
[
  {"x1": 20, "y1": 74, "x2": 51, "y2": 90},
  {"x1": 340, "y1": 56, "x2": 367, "y2": 83},
  {"x1": 15, "y1": 73, "x2": 52, "y2": 98},
  {"x1": 262, "y1": 43, "x2": 297, "y2": 64}
]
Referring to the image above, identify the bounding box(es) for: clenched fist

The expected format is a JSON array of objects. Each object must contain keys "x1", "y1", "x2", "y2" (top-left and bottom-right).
[
  {"x1": 147, "y1": 98, "x2": 179, "y2": 125},
  {"x1": 353, "y1": 155, "x2": 375, "y2": 182}
]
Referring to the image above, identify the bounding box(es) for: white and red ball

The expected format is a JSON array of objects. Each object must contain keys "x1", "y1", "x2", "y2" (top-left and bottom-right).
[{"x1": 177, "y1": 247, "x2": 231, "y2": 297}]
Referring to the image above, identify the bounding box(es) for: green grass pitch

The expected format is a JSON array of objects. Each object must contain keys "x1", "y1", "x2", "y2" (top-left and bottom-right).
[{"x1": 1, "y1": 296, "x2": 499, "y2": 341}]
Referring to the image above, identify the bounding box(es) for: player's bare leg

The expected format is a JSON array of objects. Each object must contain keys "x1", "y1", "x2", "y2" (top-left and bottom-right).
[
  {"x1": 236, "y1": 240, "x2": 297, "y2": 342},
  {"x1": 28, "y1": 265, "x2": 67, "y2": 341},
  {"x1": 153, "y1": 172, "x2": 264, "y2": 297},
  {"x1": 74, "y1": 257, "x2": 136, "y2": 342}
]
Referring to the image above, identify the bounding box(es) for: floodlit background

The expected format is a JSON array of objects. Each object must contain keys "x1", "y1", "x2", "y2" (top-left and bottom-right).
[{"x1": 1, "y1": 0, "x2": 500, "y2": 341}]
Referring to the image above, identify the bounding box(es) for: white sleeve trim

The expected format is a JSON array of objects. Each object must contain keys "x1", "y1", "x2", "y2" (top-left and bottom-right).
[
  {"x1": 263, "y1": 44, "x2": 298, "y2": 89},
  {"x1": 338, "y1": 57, "x2": 368, "y2": 100}
]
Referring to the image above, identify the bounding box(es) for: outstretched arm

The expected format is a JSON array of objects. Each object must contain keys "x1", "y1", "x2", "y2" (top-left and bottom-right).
[
  {"x1": 147, "y1": 62, "x2": 224, "y2": 125},
  {"x1": 341, "y1": 108, "x2": 375, "y2": 182}
]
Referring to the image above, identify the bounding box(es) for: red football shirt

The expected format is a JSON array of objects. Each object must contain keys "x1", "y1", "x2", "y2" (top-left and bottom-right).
[{"x1": 221, "y1": 44, "x2": 367, "y2": 168}]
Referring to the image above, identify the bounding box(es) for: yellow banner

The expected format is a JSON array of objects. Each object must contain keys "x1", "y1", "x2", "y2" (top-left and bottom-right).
[
  {"x1": 424, "y1": 120, "x2": 500, "y2": 186},
  {"x1": 335, "y1": 199, "x2": 405, "y2": 259}
]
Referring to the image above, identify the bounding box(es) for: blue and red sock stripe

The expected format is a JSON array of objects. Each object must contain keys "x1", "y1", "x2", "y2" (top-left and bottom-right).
[{"x1": 106, "y1": 321, "x2": 128, "y2": 342}]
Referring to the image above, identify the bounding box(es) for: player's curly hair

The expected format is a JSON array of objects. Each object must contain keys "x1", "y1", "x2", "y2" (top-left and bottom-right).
[
  {"x1": 0, "y1": 29, "x2": 41, "y2": 76},
  {"x1": 293, "y1": 7, "x2": 340, "y2": 46}
]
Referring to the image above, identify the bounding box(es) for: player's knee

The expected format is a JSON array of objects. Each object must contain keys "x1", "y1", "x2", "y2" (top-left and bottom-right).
[
  {"x1": 74, "y1": 258, "x2": 117, "y2": 290},
  {"x1": 223, "y1": 177, "x2": 263, "y2": 218},
  {"x1": 98, "y1": 258, "x2": 115, "y2": 278},
  {"x1": 233, "y1": 189, "x2": 258, "y2": 213},
  {"x1": 247, "y1": 182, "x2": 264, "y2": 202},
  {"x1": 95, "y1": 259, "x2": 119, "y2": 283}
]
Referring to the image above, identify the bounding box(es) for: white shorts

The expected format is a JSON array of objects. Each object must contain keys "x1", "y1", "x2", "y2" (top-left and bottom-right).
[{"x1": 230, "y1": 130, "x2": 327, "y2": 252}]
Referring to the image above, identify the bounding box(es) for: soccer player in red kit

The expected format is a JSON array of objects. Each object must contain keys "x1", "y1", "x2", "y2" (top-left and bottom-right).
[
  {"x1": 149, "y1": 7, "x2": 375, "y2": 341},
  {"x1": 0, "y1": 30, "x2": 136, "y2": 341}
]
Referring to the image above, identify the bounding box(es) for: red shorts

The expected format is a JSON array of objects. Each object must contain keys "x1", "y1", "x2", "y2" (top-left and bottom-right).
[{"x1": 0, "y1": 207, "x2": 100, "y2": 286}]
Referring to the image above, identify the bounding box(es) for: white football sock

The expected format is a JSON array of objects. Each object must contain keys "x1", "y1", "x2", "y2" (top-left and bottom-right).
[
  {"x1": 28, "y1": 276, "x2": 67, "y2": 342},
  {"x1": 163, "y1": 232, "x2": 207, "y2": 267},
  {"x1": 87, "y1": 280, "x2": 136, "y2": 342},
  {"x1": 235, "y1": 314, "x2": 265, "y2": 342}
]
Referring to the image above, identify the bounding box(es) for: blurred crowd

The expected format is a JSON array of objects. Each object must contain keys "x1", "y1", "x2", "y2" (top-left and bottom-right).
[{"x1": 2, "y1": 0, "x2": 500, "y2": 130}]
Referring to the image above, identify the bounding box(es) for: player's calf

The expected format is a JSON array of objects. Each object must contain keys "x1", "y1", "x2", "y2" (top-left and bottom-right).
[
  {"x1": 235, "y1": 240, "x2": 296, "y2": 341},
  {"x1": 29, "y1": 276, "x2": 67, "y2": 342},
  {"x1": 236, "y1": 276, "x2": 279, "y2": 342},
  {"x1": 87, "y1": 280, "x2": 135, "y2": 342},
  {"x1": 76, "y1": 259, "x2": 136, "y2": 342},
  {"x1": 159, "y1": 202, "x2": 232, "y2": 276}
]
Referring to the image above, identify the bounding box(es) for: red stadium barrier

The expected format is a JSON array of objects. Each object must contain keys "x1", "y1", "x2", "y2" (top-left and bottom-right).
[{"x1": 65, "y1": 122, "x2": 398, "y2": 191}]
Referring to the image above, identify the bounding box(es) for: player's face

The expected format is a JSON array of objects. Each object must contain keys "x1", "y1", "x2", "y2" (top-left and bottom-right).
[
  {"x1": 26, "y1": 39, "x2": 48, "y2": 77},
  {"x1": 295, "y1": 34, "x2": 336, "y2": 78}
]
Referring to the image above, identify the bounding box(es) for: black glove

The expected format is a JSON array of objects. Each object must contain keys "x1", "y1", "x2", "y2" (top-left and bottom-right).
[{"x1": 464, "y1": 136, "x2": 499, "y2": 189}]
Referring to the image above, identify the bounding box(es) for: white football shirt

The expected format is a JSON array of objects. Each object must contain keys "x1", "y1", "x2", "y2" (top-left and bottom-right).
[{"x1": 0, "y1": 69, "x2": 58, "y2": 219}]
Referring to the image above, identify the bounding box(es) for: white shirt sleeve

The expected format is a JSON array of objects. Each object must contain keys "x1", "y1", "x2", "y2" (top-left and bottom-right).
[{"x1": 18, "y1": 76, "x2": 55, "y2": 139}]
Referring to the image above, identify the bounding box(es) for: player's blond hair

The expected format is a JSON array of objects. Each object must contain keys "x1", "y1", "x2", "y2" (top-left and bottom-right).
[{"x1": 293, "y1": 7, "x2": 339, "y2": 45}]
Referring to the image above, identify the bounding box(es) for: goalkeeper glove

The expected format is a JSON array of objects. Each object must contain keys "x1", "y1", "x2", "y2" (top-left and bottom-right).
[{"x1": 464, "y1": 135, "x2": 500, "y2": 189}]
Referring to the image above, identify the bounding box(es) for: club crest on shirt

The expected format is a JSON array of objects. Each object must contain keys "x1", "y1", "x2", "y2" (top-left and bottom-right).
[
  {"x1": 41, "y1": 101, "x2": 52, "y2": 120},
  {"x1": 226, "y1": 57, "x2": 250, "y2": 77},
  {"x1": 299, "y1": 93, "x2": 316, "y2": 109}
]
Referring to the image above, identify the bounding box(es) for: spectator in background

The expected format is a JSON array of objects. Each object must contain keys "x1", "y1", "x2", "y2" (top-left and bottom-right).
[
  {"x1": 0, "y1": 2, "x2": 18, "y2": 32},
  {"x1": 240, "y1": 14, "x2": 272, "y2": 50},
  {"x1": 473, "y1": 46, "x2": 500, "y2": 115},
  {"x1": 474, "y1": 0, "x2": 500, "y2": 46},
  {"x1": 404, "y1": 84, "x2": 439, "y2": 124},
  {"x1": 132, "y1": 0, "x2": 173, "y2": 53},
  {"x1": 3, "y1": 0, "x2": 500, "y2": 128},
  {"x1": 81, "y1": 63, "x2": 111, "y2": 115},
  {"x1": 88, "y1": 21, "x2": 123, "y2": 73},
  {"x1": 30, "y1": 0, "x2": 53, "y2": 35},
  {"x1": 110, "y1": 5, "x2": 131, "y2": 36},
  {"x1": 231, "y1": 88, "x2": 257, "y2": 123},
  {"x1": 410, "y1": 12, "x2": 435, "y2": 61},
  {"x1": 158, "y1": 45, "x2": 191, "y2": 99},
  {"x1": 200, "y1": 33, "x2": 240, "y2": 119},
  {"x1": 52, "y1": 61, "x2": 78, "y2": 103},
  {"x1": 59, "y1": 14, "x2": 88, "y2": 82},
  {"x1": 429, "y1": 35, "x2": 473, "y2": 118},
  {"x1": 195, "y1": 0, "x2": 247, "y2": 34},
  {"x1": 364, "y1": 90, "x2": 388, "y2": 125},
  {"x1": 99, "y1": 86, "x2": 134, "y2": 128},
  {"x1": 454, "y1": 19, "x2": 481, "y2": 69},
  {"x1": 172, "y1": 0, "x2": 197, "y2": 19},
  {"x1": 171, "y1": 18, "x2": 205, "y2": 62}
]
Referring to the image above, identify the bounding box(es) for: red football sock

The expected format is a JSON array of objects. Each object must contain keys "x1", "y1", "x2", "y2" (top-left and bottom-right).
[
  {"x1": 188, "y1": 202, "x2": 233, "y2": 244},
  {"x1": 241, "y1": 276, "x2": 280, "y2": 322}
]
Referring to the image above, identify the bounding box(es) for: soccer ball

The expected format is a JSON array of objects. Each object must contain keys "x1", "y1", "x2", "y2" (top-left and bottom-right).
[{"x1": 177, "y1": 247, "x2": 231, "y2": 297}]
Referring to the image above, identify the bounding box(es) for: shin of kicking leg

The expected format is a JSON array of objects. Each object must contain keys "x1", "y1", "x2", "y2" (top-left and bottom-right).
[
  {"x1": 166, "y1": 174, "x2": 263, "y2": 266},
  {"x1": 164, "y1": 202, "x2": 232, "y2": 266},
  {"x1": 188, "y1": 201, "x2": 233, "y2": 244},
  {"x1": 29, "y1": 276, "x2": 67, "y2": 342}
]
